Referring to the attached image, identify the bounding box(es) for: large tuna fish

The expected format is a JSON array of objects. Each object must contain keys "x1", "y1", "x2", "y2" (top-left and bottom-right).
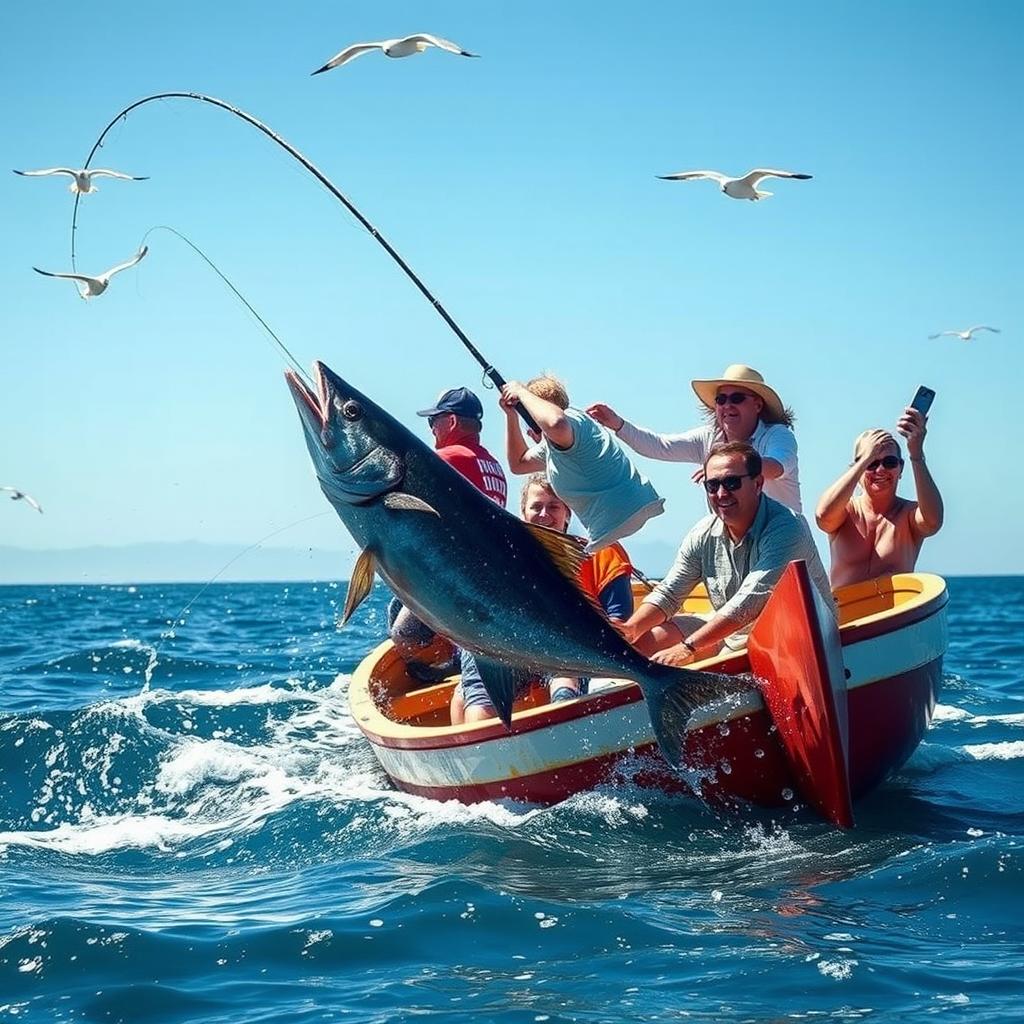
[{"x1": 286, "y1": 361, "x2": 736, "y2": 767}]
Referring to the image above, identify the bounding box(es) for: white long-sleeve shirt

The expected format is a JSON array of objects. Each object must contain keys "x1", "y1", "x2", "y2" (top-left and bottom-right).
[{"x1": 616, "y1": 418, "x2": 803, "y2": 512}]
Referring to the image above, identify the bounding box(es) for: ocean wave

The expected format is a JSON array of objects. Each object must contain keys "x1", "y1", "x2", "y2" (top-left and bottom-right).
[{"x1": 932, "y1": 704, "x2": 1024, "y2": 728}]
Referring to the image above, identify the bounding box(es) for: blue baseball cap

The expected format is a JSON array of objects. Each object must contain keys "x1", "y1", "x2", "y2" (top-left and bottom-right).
[{"x1": 416, "y1": 387, "x2": 484, "y2": 420}]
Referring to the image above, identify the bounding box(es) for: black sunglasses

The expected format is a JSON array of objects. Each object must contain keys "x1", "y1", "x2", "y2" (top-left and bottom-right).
[
  {"x1": 703, "y1": 473, "x2": 754, "y2": 494},
  {"x1": 427, "y1": 413, "x2": 449, "y2": 428},
  {"x1": 866, "y1": 455, "x2": 902, "y2": 471},
  {"x1": 714, "y1": 392, "x2": 751, "y2": 406}
]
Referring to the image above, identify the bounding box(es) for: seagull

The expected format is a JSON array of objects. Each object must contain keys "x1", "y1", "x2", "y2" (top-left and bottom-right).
[
  {"x1": 33, "y1": 246, "x2": 148, "y2": 299},
  {"x1": 312, "y1": 33, "x2": 479, "y2": 74},
  {"x1": 1, "y1": 487, "x2": 43, "y2": 514},
  {"x1": 928, "y1": 325, "x2": 1001, "y2": 342},
  {"x1": 657, "y1": 168, "x2": 813, "y2": 201},
  {"x1": 13, "y1": 167, "x2": 149, "y2": 194}
]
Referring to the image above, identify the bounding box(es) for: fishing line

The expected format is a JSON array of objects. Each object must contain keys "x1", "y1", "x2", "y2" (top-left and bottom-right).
[
  {"x1": 69, "y1": 91, "x2": 539, "y2": 430},
  {"x1": 145, "y1": 511, "x2": 335, "y2": 689},
  {"x1": 139, "y1": 224, "x2": 310, "y2": 383}
]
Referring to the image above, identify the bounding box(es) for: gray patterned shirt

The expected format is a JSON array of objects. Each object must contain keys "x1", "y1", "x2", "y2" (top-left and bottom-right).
[{"x1": 644, "y1": 495, "x2": 833, "y2": 649}]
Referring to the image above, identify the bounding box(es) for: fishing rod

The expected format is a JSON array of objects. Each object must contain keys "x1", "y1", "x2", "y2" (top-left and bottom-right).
[{"x1": 70, "y1": 91, "x2": 539, "y2": 431}]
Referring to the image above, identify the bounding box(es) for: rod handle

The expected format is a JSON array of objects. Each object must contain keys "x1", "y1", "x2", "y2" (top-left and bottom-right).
[{"x1": 485, "y1": 367, "x2": 541, "y2": 434}]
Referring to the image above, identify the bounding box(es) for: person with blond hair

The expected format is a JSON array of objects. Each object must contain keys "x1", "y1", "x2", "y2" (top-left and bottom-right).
[
  {"x1": 815, "y1": 406, "x2": 942, "y2": 588},
  {"x1": 499, "y1": 373, "x2": 664, "y2": 552},
  {"x1": 588, "y1": 363, "x2": 803, "y2": 511}
]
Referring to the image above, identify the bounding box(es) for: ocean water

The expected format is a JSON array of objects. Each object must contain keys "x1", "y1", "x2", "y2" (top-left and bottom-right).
[{"x1": 0, "y1": 577, "x2": 1021, "y2": 1023}]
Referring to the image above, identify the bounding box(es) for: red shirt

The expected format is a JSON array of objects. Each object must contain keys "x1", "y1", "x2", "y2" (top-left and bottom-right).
[{"x1": 437, "y1": 430, "x2": 508, "y2": 507}]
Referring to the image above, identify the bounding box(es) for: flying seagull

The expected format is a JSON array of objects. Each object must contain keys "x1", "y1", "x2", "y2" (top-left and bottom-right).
[
  {"x1": 13, "y1": 167, "x2": 149, "y2": 194},
  {"x1": 1, "y1": 487, "x2": 43, "y2": 514},
  {"x1": 312, "y1": 34, "x2": 479, "y2": 75},
  {"x1": 928, "y1": 325, "x2": 1001, "y2": 342},
  {"x1": 33, "y1": 246, "x2": 148, "y2": 299},
  {"x1": 657, "y1": 168, "x2": 813, "y2": 201}
]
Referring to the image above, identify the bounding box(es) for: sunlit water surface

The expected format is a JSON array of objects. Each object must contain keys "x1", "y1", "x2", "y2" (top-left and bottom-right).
[{"x1": 0, "y1": 578, "x2": 1021, "y2": 1022}]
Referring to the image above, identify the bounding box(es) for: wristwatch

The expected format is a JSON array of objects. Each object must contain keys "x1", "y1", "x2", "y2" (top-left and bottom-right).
[{"x1": 680, "y1": 639, "x2": 696, "y2": 656}]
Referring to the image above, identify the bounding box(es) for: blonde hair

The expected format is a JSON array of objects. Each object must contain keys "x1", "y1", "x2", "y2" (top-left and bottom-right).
[
  {"x1": 526, "y1": 373, "x2": 570, "y2": 410},
  {"x1": 519, "y1": 473, "x2": 571, "y2": 520},
  {"x1": 853, "y1": 430, "x2": 901, "y2": 462}
]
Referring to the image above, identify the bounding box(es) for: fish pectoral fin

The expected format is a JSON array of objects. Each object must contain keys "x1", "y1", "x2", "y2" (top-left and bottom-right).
[
  {"x1": 524, "y1": 523, "x2": 587, "y2": 583},
  {"x1": 339, "y1": 548, "x2": 377, "y2": 627},
  {"x1": 382, "y1": 492, "x2": 440, "y2": 516},
  {"x1": 469, "y1": 654, "x2": 533, "y2": 731}
]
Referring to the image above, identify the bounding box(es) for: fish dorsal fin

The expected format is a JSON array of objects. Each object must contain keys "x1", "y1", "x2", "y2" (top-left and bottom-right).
[
  {"x1": 382, "y1": 491, "x2": 439, "y2": 516},
  {"x1": 524, "y1": 523, "x2": 586, "y2": 583},
  {"x1": 522, "y1": 524, "x2": 607, "y2": 617},
  {"x1": 339, "y1": 548, "x2": 376, "y2": 627}
]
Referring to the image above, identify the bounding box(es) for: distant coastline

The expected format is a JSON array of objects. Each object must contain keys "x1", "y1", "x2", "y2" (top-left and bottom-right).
[{"x1": 0, "y1": 540, "x2": 682, "y2": 585}]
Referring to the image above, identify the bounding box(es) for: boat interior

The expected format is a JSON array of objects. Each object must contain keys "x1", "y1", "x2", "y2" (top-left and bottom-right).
[{"x1": 360, "y1": 572, "x2": 946, "y2": 731}]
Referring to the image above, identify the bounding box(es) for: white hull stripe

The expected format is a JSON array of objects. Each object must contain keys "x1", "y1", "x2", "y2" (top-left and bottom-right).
[{"x1": 370, "y1": 607, "x2": 947, "y2": 790}]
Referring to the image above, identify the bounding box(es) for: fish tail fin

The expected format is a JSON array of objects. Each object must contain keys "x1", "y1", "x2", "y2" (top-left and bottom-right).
[{"x1": 635, "y1": 663, "x2": 746, "y2": 770}]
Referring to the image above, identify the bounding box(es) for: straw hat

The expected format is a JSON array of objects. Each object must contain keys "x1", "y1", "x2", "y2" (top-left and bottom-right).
[{"x1": 691, "y1": 364, "x2": 785, "y2": 420}]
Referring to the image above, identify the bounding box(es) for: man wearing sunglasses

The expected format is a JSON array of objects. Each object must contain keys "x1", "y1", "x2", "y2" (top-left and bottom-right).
[
  {"x1": 614, "y1": 441, "x2": 831, "y2": 666},
  {"x1": 815, "y1": 409, "x2": 943, "y2": 588},
  {"x1": 587, "y1": 363, "x2": 802, "y2": 512}
]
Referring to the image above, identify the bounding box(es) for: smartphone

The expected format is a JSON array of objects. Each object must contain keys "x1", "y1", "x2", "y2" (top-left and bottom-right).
[{"x1": 910, "y1": 385, "x2": 935, "y2": 416}]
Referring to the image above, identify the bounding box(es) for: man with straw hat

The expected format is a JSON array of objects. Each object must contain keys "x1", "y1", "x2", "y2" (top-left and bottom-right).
[{"x1": 588, "y1": 364, "x2": 802, "y2": 512}]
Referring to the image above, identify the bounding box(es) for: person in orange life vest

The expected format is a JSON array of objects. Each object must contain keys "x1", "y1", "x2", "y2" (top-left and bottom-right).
[
  {"x1": 450, "y1": 473, "x2": 635, "y2": 725},
  {"x1": 387, "y1": 387, "x2": 508, "y2": 682}
]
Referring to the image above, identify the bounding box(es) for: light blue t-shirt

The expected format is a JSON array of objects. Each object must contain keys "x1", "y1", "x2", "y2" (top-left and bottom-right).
[{"x1": 531, "y1": 407, "x2": 665, "y2": 551}]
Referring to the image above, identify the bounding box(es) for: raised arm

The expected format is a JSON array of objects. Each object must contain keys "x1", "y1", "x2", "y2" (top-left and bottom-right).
[
  {"x1": 815, "y1": 429, "x2": 892, "y2": 534},
  {"x1": 502, "y1": 382, "x2": 574, "y2": 449},
  {"x1": 898, "y1": 407, "x2": 944, "y2": 537},
  {"x1": 587, "y1": 402, "x2": 707, "y2": 464},
  {"x1": 501, "y1": 400, "x2": 545, "y2": 475}
]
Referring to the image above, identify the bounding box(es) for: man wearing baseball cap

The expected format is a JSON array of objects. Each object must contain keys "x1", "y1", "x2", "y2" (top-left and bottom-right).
[
  {"x1": 415, "y1": 387, "x2": 507, "y2": 507},
  {"x1": 387, "y1": 386, "x2": 508, "y2": 682}
]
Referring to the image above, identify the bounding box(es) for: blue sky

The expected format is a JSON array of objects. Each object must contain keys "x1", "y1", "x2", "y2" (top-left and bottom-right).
[{"x1": 2, "y1": 0, "x2": 1021, "y2": 576}]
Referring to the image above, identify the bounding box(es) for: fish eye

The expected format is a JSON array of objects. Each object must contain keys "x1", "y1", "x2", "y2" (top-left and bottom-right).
[{"x1": 340, "y1": 399, "x2": 362, "y2": 421}]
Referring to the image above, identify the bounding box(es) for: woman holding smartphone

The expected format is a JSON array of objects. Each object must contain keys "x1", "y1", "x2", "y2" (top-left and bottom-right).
[{"x1": 815, "y1": 401, "x2": 944, "y2": 588}]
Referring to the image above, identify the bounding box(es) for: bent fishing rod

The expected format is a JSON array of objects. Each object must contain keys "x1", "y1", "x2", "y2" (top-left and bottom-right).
[{"x1": 70, "y1": 91, "x2": 539, "y2": 431}]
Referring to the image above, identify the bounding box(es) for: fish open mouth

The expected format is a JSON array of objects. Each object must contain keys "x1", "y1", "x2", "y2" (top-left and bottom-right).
[
  {"x1": 285, "y1": 364, "x2": 329, "y2": 431},
  {"x1": 285, "y1": 362, "x2": 397, "y2": 486}
]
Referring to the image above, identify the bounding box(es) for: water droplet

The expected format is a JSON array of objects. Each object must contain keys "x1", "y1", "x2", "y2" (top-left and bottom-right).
[
  {"x1": 754, "y1": 748, "x2": 765, "y2": 759},
  {"x1": 781, "y1": 788, "x2": 794, "y2": 801}
]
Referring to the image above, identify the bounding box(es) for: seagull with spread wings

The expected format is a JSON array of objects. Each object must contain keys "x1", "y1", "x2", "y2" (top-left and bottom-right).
[
  {"x1": 13, "y1": 167, "x2": 149, "y2": 194},
  {"x1": 33, "y1": 246, "x2": 148, "y2": 299},
  {"x1": 2, "y1": 487, "x2": 43, "y2": 514},
  {"x1": 928, "y1": 325, "x2": 1001, "y2": 342},
  {"x1": 657, "y1": 168, "x2": 813, "y2": 201},
  {"x1": 312, "y1": 33, "x2": 479, "y2": 75}
]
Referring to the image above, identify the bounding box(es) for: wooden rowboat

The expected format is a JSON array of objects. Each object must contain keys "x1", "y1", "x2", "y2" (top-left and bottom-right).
[{"x1": 348, "y1": 568, "x2": 948, "y2": 826}]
